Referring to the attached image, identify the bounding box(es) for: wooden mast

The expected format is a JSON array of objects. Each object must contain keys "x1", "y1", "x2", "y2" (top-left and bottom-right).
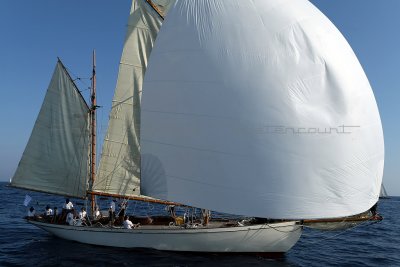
[
  {"x1": 90, "y1": 50, "x2": 97, "y2": 215},
  {"x1": 145, "y1": 0, "x2": 164, "y2": 20}
]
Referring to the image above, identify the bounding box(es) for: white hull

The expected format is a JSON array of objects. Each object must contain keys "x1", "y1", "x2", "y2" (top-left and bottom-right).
[{"x1": 29, "y1": 220, "x2": 302, "y2": 253}]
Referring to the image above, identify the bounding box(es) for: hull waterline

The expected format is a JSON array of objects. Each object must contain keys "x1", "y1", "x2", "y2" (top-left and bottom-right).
[{"x1": 28, "y1": 220, "x2": 302, "y2": 253}]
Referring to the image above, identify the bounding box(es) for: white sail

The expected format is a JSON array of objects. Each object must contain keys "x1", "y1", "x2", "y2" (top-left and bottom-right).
[
  {"x1": 140, "y1": 0, "x2": 384, "y2": 219},
  {"x1": 11, "y1": 60, "x2": 90, "y2": 198},
  {"x1": 93, "y1": 0, "x2": 173, "y2": 197}
]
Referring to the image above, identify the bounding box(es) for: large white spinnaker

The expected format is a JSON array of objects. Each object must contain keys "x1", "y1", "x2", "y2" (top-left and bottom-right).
[
  {"x1": 140, "y1": 0, "x2": 384, "y2": 219},
  {"x1": 93, "y1": 0, "x2": 173, "y2": 198},
  {"x1": 11, "y1": 60, "x2": 90, "y2": 198}
]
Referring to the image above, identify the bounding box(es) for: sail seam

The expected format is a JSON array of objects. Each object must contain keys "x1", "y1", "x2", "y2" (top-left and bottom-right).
[
  {"x1": 141, "y1": 108, "x2": 237, "y2": 121},
  {"x1": 144, "y1": 80, "x2": 219, "y2": 84},
  {"x1": 127, "y1": 25, "x2": 152, "y2": 31},
  {"x1": 102, "y1": 139, "x2": 128, "y2": 145},
  {"x1": 119, "y1": 62, "x2": 144, "y2": 68},
  {"x1": 141, "y1": 139, "x2": 249, "y2": 158},
  {"x1": 111, "y1": 101, "x2": 134, "y2": 106}
]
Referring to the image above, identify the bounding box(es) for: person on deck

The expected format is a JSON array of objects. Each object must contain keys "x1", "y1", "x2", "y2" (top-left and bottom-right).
[
  {"x1": 61, "y1": 198, "x2": 74, "y2": 222},
  {"x1": 123, "y1": 215, "x2": 139, "y2": 229},
  {"x1": 201, "y1": 209, "x2": 211, "y2": 226},
  {"x1": 51, "y1": 207, "x2": 58, "y2": 223},
  {"x1": 45, "y1": 205, "x2": 53, "y2": 216},
  {"x1": 118, "y1": 200, "x2": 128, "y2": 223},
  {"x1": 63, "y1": 198, "x2": 73, "y2": 210},
  {"x1": 167, "y1": 205, "x2": 176, "y2": 218},
  {"x1": 66, "y1": 211, "x2": 75, "y2": 226},
  {"x1": 94, "y1": 206, "x2": 101, "y2": 220},
  {"x1": 79, "y1": 207, "x2": 87, "y2": 221},
  {"x1": 109, "y1": 199, "x2": 116, "y2": 225},
  {"x1": 110, "y1": 199, "x2": 116, "y2": 214}
]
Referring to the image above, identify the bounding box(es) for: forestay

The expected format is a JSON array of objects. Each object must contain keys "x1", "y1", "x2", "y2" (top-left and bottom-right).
[
  {"x1": 93, "y1": 0, "x2": 174, "y2": 198},
  {"x1": 11, "y1": 61, "x2": 90, "y2": 198},
  {"x1": 140, "y1": 0, "x2": 384, "y2": 219}
]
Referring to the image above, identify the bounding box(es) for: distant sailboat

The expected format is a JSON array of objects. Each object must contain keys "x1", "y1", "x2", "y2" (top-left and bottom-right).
[
  {"x1": 10, "y1": 0, "x2": 384, "y2": 253},
  {"x1": 380, "y1": 183, "x2": 390, "y2": 199}
]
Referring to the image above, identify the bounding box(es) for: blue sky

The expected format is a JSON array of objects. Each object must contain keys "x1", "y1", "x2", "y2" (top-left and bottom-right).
[{"x1": 0, "y1": 1, "x2": 398, "y2": 195}]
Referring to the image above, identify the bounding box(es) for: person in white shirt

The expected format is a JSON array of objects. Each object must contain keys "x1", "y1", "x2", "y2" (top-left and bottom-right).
[
  {"x1": 45, "y1": 205, "x2": 53, "y2": 216},
  {"x1": 61, "y1": 198, "x2": 74, "y2": 222},
  {"x1": 123, "y1": 216, "x2": 135, "y2": 229},
  {"x1": 79, "y1": 207, "x2": 87, "y2": 221},
  {"x1": 94, "y1": 206, "x2": 101, "y2": 220},
  {"x1": 63, "y1": 198, "x2": 73, "y2": 210},
  {"x1": 66, "y1": 211, "x2": 74, "y2": 226}
]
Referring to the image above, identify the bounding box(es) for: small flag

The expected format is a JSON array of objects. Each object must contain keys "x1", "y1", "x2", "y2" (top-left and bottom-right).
[{"x1": 23, "y1": 195, "x2": 32, "y2": 207}]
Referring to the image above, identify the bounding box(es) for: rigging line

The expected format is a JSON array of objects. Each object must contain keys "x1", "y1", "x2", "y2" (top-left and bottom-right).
[
  {"x1": 96, "y1": 118, "x2": 132, "y2": 187},
  {"x1": 133, "y1": 201, "x2": 137, "y2": 215},
  {"x1": 100, "y1": 121, "x2": 139, "y2": 184},
  {"x1": 263, "y1": 223, "x2": 303, "y2": 233},
  {"x1": 65, "y1": 66, "x2": 91, "y2": 88},
  {"x1": 73, "y1": 77, "x2": 91, "y2": 87},
  {"x1": 58, "y1": 60, "x2": 90, "y2": 110},
  {"x1": 79, "y1": 87, "x2": 91, "y2": 93},
  {"x1": 64, "y1": 66, "x2": 92, "y2": 98}
]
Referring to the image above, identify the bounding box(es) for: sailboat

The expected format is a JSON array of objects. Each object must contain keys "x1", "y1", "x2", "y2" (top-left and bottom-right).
[
  {"x1": 380, "y1": 183, "x2": 390, "y2": 199},
  {"x1": 10, "y1": 0, "x2": 384, "y2": 253}
]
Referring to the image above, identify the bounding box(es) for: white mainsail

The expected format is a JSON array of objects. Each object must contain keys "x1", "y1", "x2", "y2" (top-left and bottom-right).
[
  {"x1": 93, "y1": 0, "x2": 173, "y2": 198},
  {"x1": 140, "y1": 0, "x2": 384, "y2": 219},
  {"x1": 11, "y1": 60, "x2": 90, "y2": 198}
]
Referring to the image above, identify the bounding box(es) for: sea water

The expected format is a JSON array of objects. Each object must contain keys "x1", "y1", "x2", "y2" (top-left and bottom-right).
[{"x1": 0, "y1": 182, "x2": 398, "y2": 267}]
